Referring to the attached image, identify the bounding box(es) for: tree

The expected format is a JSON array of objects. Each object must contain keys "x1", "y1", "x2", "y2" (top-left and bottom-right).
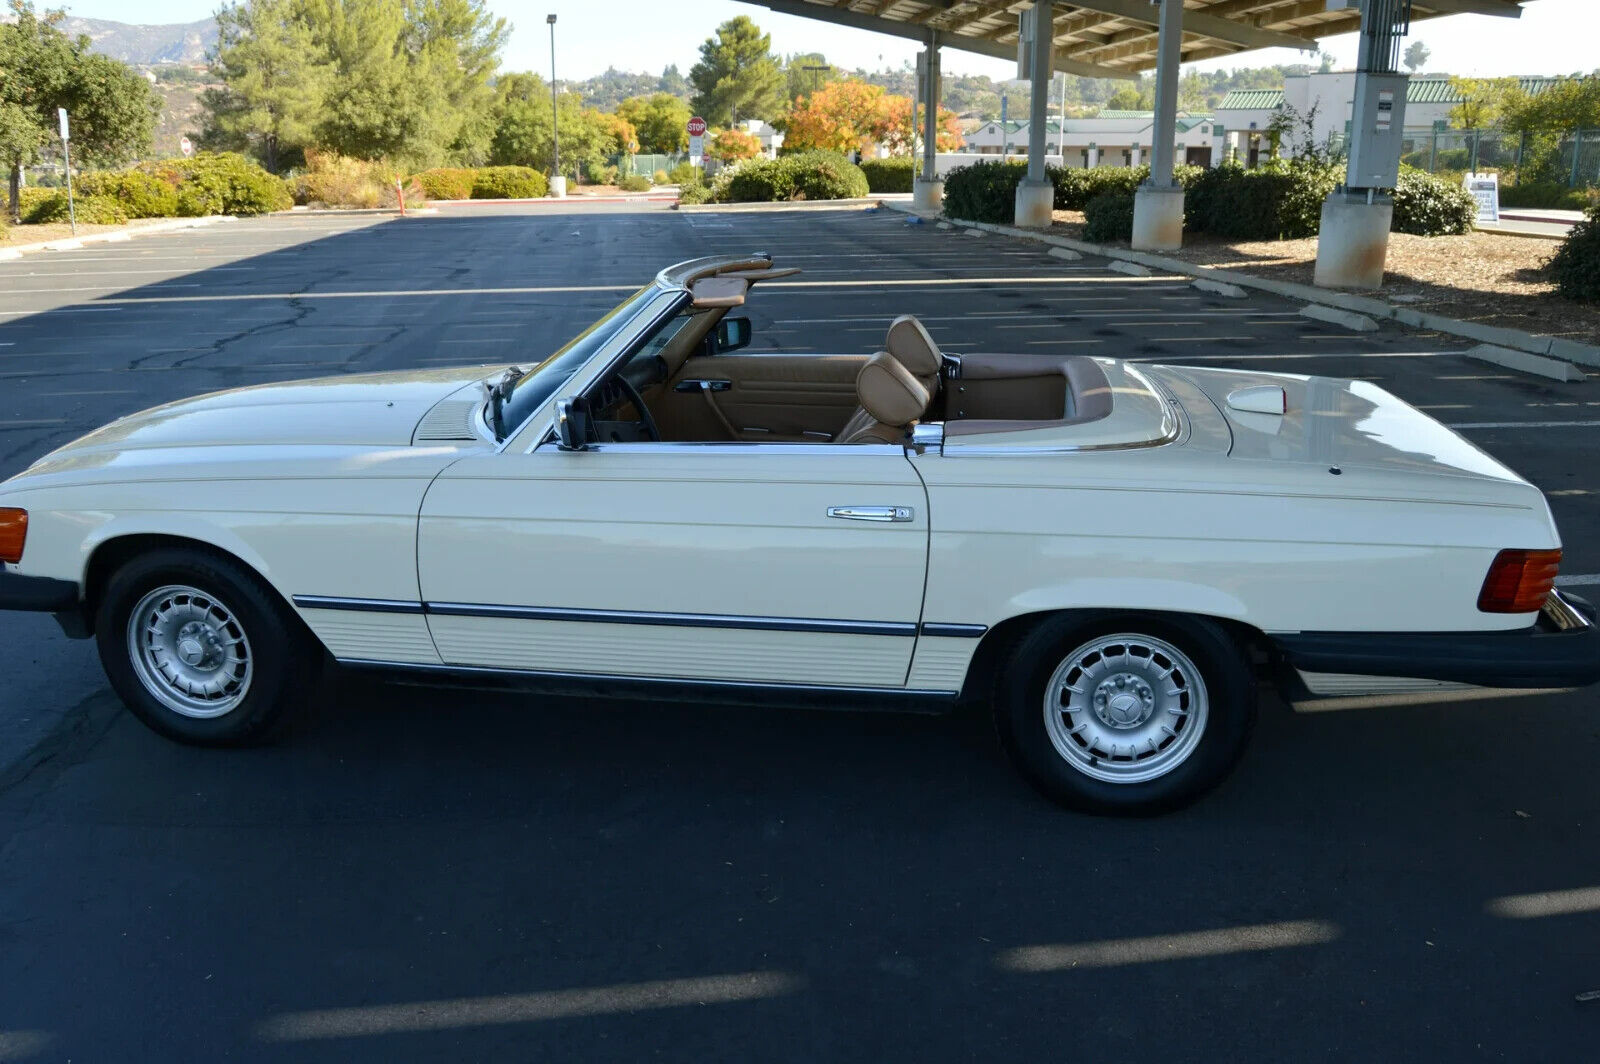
[
  {"x1": 489, "y1": 73, "x2": 619, "y2": 178},
  {"x1": 202, "y1": 0, "x2": 333, "y2": 172},
  {"x1": 709, "y1": 126, "x2": 761, "y2": 162},
  {"x1": 785, "y1": 52, "x2": 837, "y2": 105},
  {"x1": 1104, "y1": 86, "x2": 1152, "y2": 111},
  {"x1": 1318, "y1": 52, "x2": 1335, "y2": 74},
  {"x1": 688, "y1": 16, "x2": 784, "y2": 126},
  {"x1": 881, "y1": 96, "x2": 963, "y2": 155},
  {"x1": 0, "y1": 0, "x2": 157, "y2": 218},
  {"x1": 783, "y1": 80, "x2": 890, "y2": 154},
  {"x1": 617, "y1": 93, "x2": 692, "y2": 153},
  {"x1": 1403, "y1": 40, "x2": 1430, "y2": 73},
  {"x1": 1448, "y1": 75, "x2": 1520, "y2": 129}
]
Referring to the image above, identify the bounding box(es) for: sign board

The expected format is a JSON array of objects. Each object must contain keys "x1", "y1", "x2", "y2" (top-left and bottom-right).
[
  {"x1": 1375, "y1": 89, "x2": 1395, "y2": 131},
  {"x1": 180, "y1": 136, "x2": 194, "y2": 158},
  {"x1": 688, "y1": 134, "x2": 704, "y2": 160},
  {"x1": 686, "y1": 116, "x2": 707, "y2": 138},
  {"x1": 1464, "y1": 172, "x2": 1500, "y2": 224},
  {"x1": 58, "y1": 108, "x2": 69, "y2": 141}
]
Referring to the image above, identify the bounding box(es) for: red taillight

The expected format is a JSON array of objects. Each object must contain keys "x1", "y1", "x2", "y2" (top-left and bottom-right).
[
  {"x1": 0, "y1": 509, "x2": 25, "y2": 565},
  {"x1": 1478, "y1": 548, "x2": 1561, "y2": 613}
]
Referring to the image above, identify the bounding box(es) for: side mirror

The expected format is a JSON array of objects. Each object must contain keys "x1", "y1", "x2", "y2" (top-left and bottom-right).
[
  {"x1": 554, "y1": 398, "x2": 588, "y2": 451},
  {"x1": 713, "y1": 316, "x2": 753, "y2": 354}
]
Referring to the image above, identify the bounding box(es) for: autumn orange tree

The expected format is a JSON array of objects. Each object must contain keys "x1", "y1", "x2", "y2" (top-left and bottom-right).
[
  {"x1": 709, "y1": 126, "x2": 762, "y2": 162},
  {"x1": 785, "y1": 79, "x2": 962, "y2": 156},
  {"x1": 881, "y1": 96, "x2": 964, "y2": 154}
]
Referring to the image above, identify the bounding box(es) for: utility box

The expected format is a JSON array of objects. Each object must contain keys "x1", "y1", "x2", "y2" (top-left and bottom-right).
[
  {"x1": 1016, "y1": 4, "x2": 1051, "y2": 81},
  {"x1": 1345, "y1": 72, "x2": 1409, "y2": 190}
]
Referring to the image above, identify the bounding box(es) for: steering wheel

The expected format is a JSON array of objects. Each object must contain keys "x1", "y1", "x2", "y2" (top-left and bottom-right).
[{"x1": 613, "y1": 373, "x2": 661, "y2": 442}]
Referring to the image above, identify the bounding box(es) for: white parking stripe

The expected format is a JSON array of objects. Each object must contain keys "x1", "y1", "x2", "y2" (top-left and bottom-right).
[
  {"x1": 1556, "y1": 574, "x2": 1600, "y2": 586},
  {"x1": 1448, "y1": 420, "x2": 1600, "y2": 429}
]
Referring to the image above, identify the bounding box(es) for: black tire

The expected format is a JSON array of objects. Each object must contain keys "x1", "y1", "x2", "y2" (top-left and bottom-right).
[
  {"x1": 993, "y1": 612, "x2": 1255, "y2": 815},
  {"x1": 95, "y1": 547, "x2": 321, "y2": 746}
]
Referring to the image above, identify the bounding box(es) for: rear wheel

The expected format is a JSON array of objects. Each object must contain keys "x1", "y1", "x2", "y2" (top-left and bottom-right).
[
  {"x1": 994, "y1": 613, "x2": 1255, "y2": 814},
  {"x1": 95, "y1": 548, "x2": 320, "y2": 745}
]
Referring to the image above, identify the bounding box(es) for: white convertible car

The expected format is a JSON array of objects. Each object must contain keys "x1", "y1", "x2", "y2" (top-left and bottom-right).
[{"x1": 1, "y1": 254, "x2": 1595, "y2": 812}]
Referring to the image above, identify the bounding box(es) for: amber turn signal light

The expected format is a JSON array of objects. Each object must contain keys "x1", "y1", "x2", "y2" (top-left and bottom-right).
[
  {"x1": 0, "y1": 509, "x2": 26, "y2": 565},
  {"x1": 1478, "y1": 548, "x2": 1562, "y2": 613}
]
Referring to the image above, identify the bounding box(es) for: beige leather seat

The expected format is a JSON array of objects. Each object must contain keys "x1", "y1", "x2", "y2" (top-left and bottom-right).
[
  {"x1": 884, "y1": 315, "x2": 943, "y2": 391},
  {"x1": 837, "y1": 352, "x2": 930, "y2": 444}
]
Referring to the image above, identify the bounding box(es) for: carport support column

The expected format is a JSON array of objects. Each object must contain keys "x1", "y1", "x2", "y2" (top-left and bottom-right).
[
  {"x1": 1132, "y1": 0, "x2": 1184, "y2": 250},
  {"x1": 914, "y1": 32, "x2": 943, "y2": 213},
  {"x1": 1013, "y1": 2, "x2": 1055, "y2": 228}
]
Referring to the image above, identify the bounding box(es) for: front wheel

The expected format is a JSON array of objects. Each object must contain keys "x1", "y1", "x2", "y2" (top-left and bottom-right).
[
  {"x1": 95, "y1": 548, "x2": 320, "y2": 745},
  {"x1": 993, "y1": 613, "x2": 1256, "y2": 814}
]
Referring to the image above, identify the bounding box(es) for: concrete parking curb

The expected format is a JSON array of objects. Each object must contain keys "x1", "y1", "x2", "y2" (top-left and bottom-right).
[
  {"x1": 0, "y1": 214, "x2": 237, "y2": 258},
  {"x1": 1300, "y1": 304, "x2": 1379, "y2": 332},
  {"x1": 1465, "y1": 344, "x2": 1587, "y2": 382},
  {"x1": 884, "y1": 202, "x2": 1600, "y2": 373}
]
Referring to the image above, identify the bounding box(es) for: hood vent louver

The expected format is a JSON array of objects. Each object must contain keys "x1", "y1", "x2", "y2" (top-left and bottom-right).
[{"x1": 413, "y1": 399, "x2": 482, "y2": 443}]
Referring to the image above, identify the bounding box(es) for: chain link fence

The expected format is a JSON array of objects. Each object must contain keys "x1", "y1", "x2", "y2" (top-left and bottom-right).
[{"x1": 1401, "y1": 128, "x2": 1600, "y2": 190}]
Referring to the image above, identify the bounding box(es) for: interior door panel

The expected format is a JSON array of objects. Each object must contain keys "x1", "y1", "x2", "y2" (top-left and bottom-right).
[{"x1": 655, "y1": 352, "x2": 868, "y2": 441}]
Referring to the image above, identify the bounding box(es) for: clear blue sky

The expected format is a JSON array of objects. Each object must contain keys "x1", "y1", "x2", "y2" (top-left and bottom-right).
[{"x1": 57, "y1": 0, "x2": 1600, "y2": 83}]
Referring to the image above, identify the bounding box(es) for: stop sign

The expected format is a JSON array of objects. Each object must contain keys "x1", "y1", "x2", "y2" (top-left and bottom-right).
[
  {"x1": 687, "y1": 116, "x2": 707, "y2": 137},
  {"x1": 180, "y1": 136, "x2": 193, "y2": 157}
]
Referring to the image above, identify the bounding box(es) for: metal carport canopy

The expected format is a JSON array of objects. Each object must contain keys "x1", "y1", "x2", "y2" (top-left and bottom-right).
[{"x1": 741, "y1": 0, "x2": 1528, "y2": 80}]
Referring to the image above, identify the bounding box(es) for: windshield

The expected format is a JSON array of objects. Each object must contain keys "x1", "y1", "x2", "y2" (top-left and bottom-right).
[{"x1": 496, "y1": 286, "x2": 659, "y2": 437}]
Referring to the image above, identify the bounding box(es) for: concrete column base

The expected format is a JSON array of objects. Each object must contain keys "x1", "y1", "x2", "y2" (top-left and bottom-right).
[
  {"x1": 1014, "y1": 179, "x2": 1054, "y2": 229},
  {"x1": 549, "y1": 175, "x2": 568, "y2": 199},
  {"x1": 1131, "y1": 184, "x2": 1184, "y2": 251},
  {"x1": 913, "y1": 177, "x2": 944, "y2": 213},
  {"x1": 1313, "y1": 192, "x2": 1393, "y2": 289}
]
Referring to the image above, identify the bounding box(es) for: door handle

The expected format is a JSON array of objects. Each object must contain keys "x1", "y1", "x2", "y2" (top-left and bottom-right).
[
  {"x1": 827, "y1": 506, "x2": 914, "y2": 523},
  {"x1": 675, "y1": 379, "x2": 732, "y2": 392}
]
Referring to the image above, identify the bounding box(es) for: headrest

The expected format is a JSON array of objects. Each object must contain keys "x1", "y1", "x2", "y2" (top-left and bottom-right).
[
  {"x1": 857, "y1": 352, "x2": 929, "y2": 427},
  {"x1": 884, "y1": 315, "x2": 943, "y2": 379}
]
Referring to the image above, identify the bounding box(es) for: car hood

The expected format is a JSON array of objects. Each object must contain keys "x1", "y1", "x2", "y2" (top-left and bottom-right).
[{"x1": 32, "y1": 366, "x2": 506, "y2": 461}]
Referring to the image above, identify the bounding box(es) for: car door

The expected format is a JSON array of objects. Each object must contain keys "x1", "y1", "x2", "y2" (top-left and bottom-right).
[
  {"x1": 416, "y1": 441, "x2": 930, "y2": 690},
  {"x1": 652, "y1": 352, "x2": 869, "y2": 442}
]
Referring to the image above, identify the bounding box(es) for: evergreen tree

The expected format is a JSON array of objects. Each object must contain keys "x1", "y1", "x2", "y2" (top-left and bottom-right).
[
  {"x1": 1, "y1": 0, "x2": 157, "y2": 218},
  {"x1": 617, "y1": 93, "x2": 692, "y2": 153},
  {"x1": 688, "y1": 16, "x2": 784, "y2": 126},
  {"x1": 203, "y1": 0, "x2": 333, "y2": 171}
]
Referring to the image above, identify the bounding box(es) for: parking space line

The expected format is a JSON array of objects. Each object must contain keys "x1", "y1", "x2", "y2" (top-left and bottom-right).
[
  {"x1": 1556, "y1": 574, "x2": 1600, "y2": 586},
  {"x1": 1448, "y1": 420, "x2": 1600, "y2": 429},
  {"x1": 1486, "y1": 886, "x2": 1600, "y2": 918},
  {"x1": 996, "y1": 920, "x2": 1340, "y2": 972}
]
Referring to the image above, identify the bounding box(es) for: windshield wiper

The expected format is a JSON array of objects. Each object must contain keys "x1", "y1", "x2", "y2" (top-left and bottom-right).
[{"x1": 484, "y1": 367, "x2": 522, "y2": 440}]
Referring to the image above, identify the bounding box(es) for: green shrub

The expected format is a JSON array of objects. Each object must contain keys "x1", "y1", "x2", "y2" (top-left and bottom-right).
[
  {"x1": 1390, "y1": 165, "x2": 1476, "y2": 236},
  {"x1": 943, "y1": 159, "x2": 1028, "y2": 223},
  {"x1": 1184, "y1": 159, "x2": 1337, "y2": 240},
  {"x1": 1500, "y1": 182, "x2": 1596, "y2": 211},
  {"x1": 76, "y1": 169, "x2": 179, "y2": 218},
  {"x1": 1052, "y1": 165, "x2": 1147, "y2": 210},
  {"x1": 22, "y1": 192, "x2": 128, "y2": 225},
  {"x1": 16, "y1": 187, "x2": 58, "y2": 222},
  {"x1": 414, "y1": 167, "x2": 476, "y2": 200},
  {"x1": 1549, "y1": 204, "x2": 1600, "y2": 302},
  {"x1": 652, "y1": 168, "x2": 670, "y2": 185},
  {"x1": 724, "y1": 158, "x2": 794, "y2": 202},
  {"x1": 676, "y1": 182, "x2": 713, "y2": 205},
  {"x1": 787, "y1": 150, "x2": 869, "y2": 200},
  {"x1": 669, "y1": 162, "x2": 703, "y2": 187},
  {"x1": 470, "y1": 166, "x2": 547, "y2": 199},
  {"x1": 150, "y1": 152, "x2": 292, "y2": 216},
  {"x1": 1083, "y1": 191, "x2": 1135, "y2": 243},
  {"x1": 620, "y1": 174, "x2": 652, "y2": 192},
  {"x1": 859, "y1": 156, "x2": 914, "y2": 194},
  {"x1": 584, "y1": 161, "x2": 618, "y2": 185}
]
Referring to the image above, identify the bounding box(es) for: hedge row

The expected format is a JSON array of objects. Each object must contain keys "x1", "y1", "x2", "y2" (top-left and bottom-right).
[
  {"x1": 950, "y1": 157, "x2": 1476, "y2": 241},
  {"x1": 413, "y1": 166, "x2": 548, "y2": 200},
  {"x1": 12, "y1": 152, "x2": 290, "y2": 225},
  {"x1": 719, "y1": 151, "x2": 870, "y2": 203},
  {"x1": 860, "y1": 157, "x2": 914, "y2": 194}
]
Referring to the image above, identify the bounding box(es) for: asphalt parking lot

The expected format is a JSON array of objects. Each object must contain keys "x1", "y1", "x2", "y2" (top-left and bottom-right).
[{"x1": 2, "y1": 202, "x2": 1599, "y2": 1061}]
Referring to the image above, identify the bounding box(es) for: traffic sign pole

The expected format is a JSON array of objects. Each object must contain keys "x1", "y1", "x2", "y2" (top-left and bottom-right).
[
  {"x1": 58, "y1": 108, "x2": 76, "y2": 236},
  {"x1": 687, "y1": 117, "x2": 707, "y2": 167}
]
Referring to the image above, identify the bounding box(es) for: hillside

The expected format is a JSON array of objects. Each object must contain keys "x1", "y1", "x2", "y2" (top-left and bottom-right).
[{"x1": 62, "y1": 16, "x2": 216, "y2": 66}]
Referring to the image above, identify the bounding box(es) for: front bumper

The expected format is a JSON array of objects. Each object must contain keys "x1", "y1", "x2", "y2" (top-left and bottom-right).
[
  {"x1": 1273, "y1": 590, "x2": 1600, "y2": 691},
  {"x1": 0, "y1": 566, "x2": 81, "y2": 614}
]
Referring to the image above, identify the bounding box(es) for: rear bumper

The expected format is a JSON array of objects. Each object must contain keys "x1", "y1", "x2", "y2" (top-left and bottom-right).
[
  {"x1": 1272, "y1": 591, "x2": 1600, "y2": 691},
  {"x1": 0, "y1": 567, "x2": 80, "y2": 614}
]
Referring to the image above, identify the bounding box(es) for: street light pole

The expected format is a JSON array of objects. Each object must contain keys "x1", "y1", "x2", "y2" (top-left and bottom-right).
[{"x1": 547, "y1": 13, "x2": 566, "y2": 198}]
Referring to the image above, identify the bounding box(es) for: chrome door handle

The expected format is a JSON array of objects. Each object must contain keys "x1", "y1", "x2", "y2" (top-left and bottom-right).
[{"x1": 827, "y1": 506, "x2": 914, "y2": 523}]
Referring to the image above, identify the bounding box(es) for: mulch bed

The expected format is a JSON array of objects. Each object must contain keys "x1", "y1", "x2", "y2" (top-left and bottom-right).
[{"x1": 1050, "y1": 209, "x2": 1599, "y2": 347}]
